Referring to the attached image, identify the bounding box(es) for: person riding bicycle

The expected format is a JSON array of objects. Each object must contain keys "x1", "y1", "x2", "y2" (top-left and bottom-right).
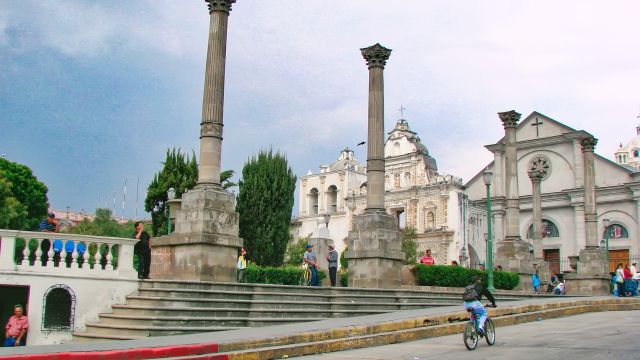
[{"x1": 462, "y1": 276, "x2": 497, "y2": 336}]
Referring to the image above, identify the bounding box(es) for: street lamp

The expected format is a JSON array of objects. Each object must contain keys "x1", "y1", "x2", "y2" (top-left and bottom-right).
[
  {"x1": 167, "y1": 188, "x2": 175, "y2": 234},
  {"x1": 482, "y1": 168, "x2": 495, "y2": 292},
  {"x1": 603, "y1": 218, "x2": 610, "y2": 273}
]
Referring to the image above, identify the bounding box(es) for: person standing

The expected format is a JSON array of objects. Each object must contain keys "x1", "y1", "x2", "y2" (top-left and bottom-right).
[
  {"x1": 133, "y1": 222, "x2": 151, "y2": 280},
  {"x1": 327, "y1": 245, "x2": 338, "y2": 287},
  {"x1": 237, "y1": 247, "x2": 247, "y2": 283},
  {"x1": 4, "y1": 305, "x2": 28, "y2": 347},
  {"x1": 303, "y1": 244, "x2": 319, "y2": 286},
  {"x1": 419, "y1": 249, "x2": 436, "y2": 265},
  {"x1": 615, "y1": 263, "x2": 625, "y2": 297}
]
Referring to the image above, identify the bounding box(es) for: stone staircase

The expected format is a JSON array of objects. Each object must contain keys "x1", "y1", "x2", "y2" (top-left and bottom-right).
[{"x1": 72, "y1": 280, "x2": 531, "y2": 342}]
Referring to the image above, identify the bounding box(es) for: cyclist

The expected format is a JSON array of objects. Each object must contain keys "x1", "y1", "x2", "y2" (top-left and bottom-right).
[{"x1": 462, "y1": 276, "x2": 497, "y2": 336}]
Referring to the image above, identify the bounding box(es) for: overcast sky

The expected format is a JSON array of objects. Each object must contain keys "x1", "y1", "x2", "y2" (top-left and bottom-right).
[{"x1": 1, "y1": 1, "x2": 639, "y2": 219}]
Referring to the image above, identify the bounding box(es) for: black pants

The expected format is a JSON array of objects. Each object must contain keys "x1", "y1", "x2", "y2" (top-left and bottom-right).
[
  {"x1": 329, "y1": 267, "x2": 337, "y2": 287},
  {"x1": 135, "y1": 242, "x2": 151, "y2": 279}
]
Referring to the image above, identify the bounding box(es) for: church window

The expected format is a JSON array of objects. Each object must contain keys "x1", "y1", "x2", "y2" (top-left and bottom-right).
[
  {"x1": 327, "y1": 185, "x2": 338, "y2": 213},
  {"x1": 404, "y1": 172, "x2": 411, "y2": 187},
  {"x1": 526, "y1": 219, "x2": 560, "y2": 239},
  {"x1": 634, "y1": 150, "x2": 640, "y2": 157},
  {"x1": 604, "y1": 224, "x2": 629, "y2": 239},
  {"x1": 385, "y1": 175, "x2": 390, "y2": 188},
  {"x1": 426, "y1": 212, "x2": 435, "y2": 230},
  {"x1": 394, "y1": 173, "x2": 400, "y2": 188},
  {"x1": 42, "y1": 284, "x2": 75, "y2": 331},
  {"x1": 309, "y1": 188, "x2": 319, "y2": 215},
  {"x1": 394, "y1": 142, "x2": 400, "y2": 155}
]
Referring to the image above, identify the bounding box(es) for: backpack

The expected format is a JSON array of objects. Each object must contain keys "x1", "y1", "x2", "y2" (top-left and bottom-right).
[{"x1": 462, "y1": 284, "x2": 479, "y2": 301}]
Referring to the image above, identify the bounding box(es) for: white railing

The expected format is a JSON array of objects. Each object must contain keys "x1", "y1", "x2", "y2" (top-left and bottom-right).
[{"x1": 0, "y1": 230, "x2": 137, "y2": 279}]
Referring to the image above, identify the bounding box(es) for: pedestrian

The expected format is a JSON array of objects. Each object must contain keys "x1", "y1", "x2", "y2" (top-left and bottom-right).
[
  {"x1": 4, "y1": 304, "x2": 28, "y2": 347},
  {"x1": 303, "y1": 244, "x2": 319, "y2": 286},
  {"x1": 327, "y1": 244, "x2": 338, "y2": 287},
  {"x1": 532, "y1": 271, "x2": 541, "y2": 294},
  {"x1": 133, "y1": 222, "x2": 151, "y2": 280},
  {"x1": 38, "y1": 212, "x2": 59, "y2": 266},
  {"x1": 615, "y1": 263, "x2": 625, "y2": 297},
  {"x1": 623, "y1": 264, "x2": 635, "y2": 296},
  {"x1": 419, "y1": 249, "x2": 436, "y2": 265},
  {"x1": 237, "y1": 247, "x2": 247, "y2": 283}
]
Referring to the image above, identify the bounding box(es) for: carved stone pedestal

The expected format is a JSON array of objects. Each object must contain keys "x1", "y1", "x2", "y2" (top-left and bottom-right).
[
  {"x1": 344, "y1": 212, "x2": 405, "y2": 289},
  {"x1": 494, "y1": 238, "x2": 534, "y2": 290},
  {"x1": 564, "y1": 248, "x2": 610, "y2": 295},
  {"x1": 533, "y1": 259, "x2": 550, "y2": 289},
  {"x1": 150, "y1": 186, "x2": 243, "y2": 282}
]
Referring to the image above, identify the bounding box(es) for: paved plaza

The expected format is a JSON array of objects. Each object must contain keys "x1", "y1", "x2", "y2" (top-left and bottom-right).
[{"x1": 296, "y1": 310, "x2": 640, "y2": 360}]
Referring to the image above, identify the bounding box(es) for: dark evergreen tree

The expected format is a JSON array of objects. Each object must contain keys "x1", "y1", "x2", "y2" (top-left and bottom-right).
[
  {"x1": 144, "y1": 148, "x2": 198, "y2": 236},
  {"x1": 237, "y1": 149, "x2": 296, "y2": 266},
  {"x1": 0, "y1": 158, "x2": 49, "y2": 230}
]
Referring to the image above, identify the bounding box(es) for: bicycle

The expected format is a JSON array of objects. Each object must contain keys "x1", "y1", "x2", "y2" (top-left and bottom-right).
[
  {"x1": 463, "y1": 303, "x2": 496, "y2": 350},
  {"x1": 298, "y1": 263, "x2": 311, "y2": 286}
]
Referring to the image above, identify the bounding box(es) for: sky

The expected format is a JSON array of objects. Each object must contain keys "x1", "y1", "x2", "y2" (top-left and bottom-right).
[{"x1": 1, "y1": 1, "x2": 639, "y2": 219}]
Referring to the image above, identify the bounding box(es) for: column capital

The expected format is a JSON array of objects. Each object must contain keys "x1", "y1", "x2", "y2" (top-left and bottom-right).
[
  {"x1": 579, "y1": 136, "x2": 598, "y2": 153},
  {"x1": 205, "y1": 0, "x2": 236, "y2": 14},
  {"x1": 527, "y1": 170, "x2": 544, "y2": 182},
  {"x1": 361, "y1": 43, "x2": 392, "y2": 69},
  {"x1": 498, "y1": 110, "x2": 521, "y2": 129}
]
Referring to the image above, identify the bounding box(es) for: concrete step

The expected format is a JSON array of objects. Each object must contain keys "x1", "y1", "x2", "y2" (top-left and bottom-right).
[{"x1": 83, "y1": 322, "x2": 245, "y2": 337}]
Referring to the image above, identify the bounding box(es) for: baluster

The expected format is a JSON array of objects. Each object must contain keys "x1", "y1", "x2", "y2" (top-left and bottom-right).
[
  {"x1": 14, "y1": 242, "x2": 25, "y2": 266},
  {"x1": 88, "y1": 243, "x2": 96, "y2": 270},
  {"x1": 47, "y1": 246, "x2": 55, "y2": 268},
  {"x1": 35, "y1": 239, "x2": 43, "y2": 267},
  {"x1": 82, "y1": 248, "x2": 89, "y2": 270},
  {"x1": 106, "y1": 245, "x2": 114, "y2": 270},
  {"x1": 62, "y1": 245, "x2": 69, "y2": 269},
  {"x1": 71, "y1": 241, "x2": 80, "y2": 269}
]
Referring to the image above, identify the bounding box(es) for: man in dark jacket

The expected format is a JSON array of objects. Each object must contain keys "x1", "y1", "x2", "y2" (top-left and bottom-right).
[
  {"x1": 133, "y1": 222, "x2": 151, "y2": 279},
  {"x1": 463, "y1": 276, "x2": 497, "y2": 335}
]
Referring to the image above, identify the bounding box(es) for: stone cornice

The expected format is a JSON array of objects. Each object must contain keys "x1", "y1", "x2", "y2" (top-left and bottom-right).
[
  {"x1": 205, "y1": 0, "x2": 236, "y2": 14},
  {"x1": 361, "y1": 43, "x2": 392, "y2": 69}
]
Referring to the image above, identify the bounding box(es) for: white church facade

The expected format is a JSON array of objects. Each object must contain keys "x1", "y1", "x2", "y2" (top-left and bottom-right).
[
  {"x1": 465, "y1": 111, "x2": 640, "y2": 275},
  {"x1": 292, "y1": 119, "x2": 467, "y2": 266}
]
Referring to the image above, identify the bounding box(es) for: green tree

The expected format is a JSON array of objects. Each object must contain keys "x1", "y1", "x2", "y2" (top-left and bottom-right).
[
  {"x1": 0, "y1": 158, "x2": 49, "y2": 230},
  {"x1": 0, "y1": 177, "x2": 27, "y2": 229},
  {"x1": 68, "y1": 208, "x2": 135, "y2": 238},
  {"x1": 401, "y1": 226, "x2": 418, "y2": 265},
  {"x1": 236, "y1": 149, "x2": 296, "y2": 266},
  {"x1": 284, "y1": 234, "x2": 310, "y2": 266},
  {"x1": 145, "y1": 148, "x2": 198, "y2": 236},
  {"x1": 220, "y1": 169, "x2": 237, "y2": 190}
]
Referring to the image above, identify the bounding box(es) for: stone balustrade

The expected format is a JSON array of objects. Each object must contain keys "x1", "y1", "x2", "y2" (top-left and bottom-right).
[{"x1": 0, "y1": 230, "x2": 137, "y2": 279}]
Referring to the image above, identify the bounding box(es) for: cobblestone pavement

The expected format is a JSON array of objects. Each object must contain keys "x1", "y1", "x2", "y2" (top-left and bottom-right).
[{"x1": 296, "y1": 310, "x2": 640, "y2": 360}]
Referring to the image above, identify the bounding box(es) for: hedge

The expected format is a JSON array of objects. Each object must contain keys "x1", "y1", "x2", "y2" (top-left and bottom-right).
[
  {"x1": 413, "y1": 264, "x2": 519, "y2": 290},
  {"x1": 245, "y1": 263, "x2": 326, "y2": 285}
]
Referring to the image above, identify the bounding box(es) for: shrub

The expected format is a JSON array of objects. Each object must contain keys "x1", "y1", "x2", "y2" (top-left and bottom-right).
[
  {"x1": 413, "y1": 264, "x2": 519, "y2": 290},
  {"x1": 245, "y1": 263, "x2": 326, "y2": 285},
  {"x1": 339, "y1": 246, "x2": 348, "y2": 269},
  {"x1": 339, "y1": 269, "x2": 348, "y2": 287}
]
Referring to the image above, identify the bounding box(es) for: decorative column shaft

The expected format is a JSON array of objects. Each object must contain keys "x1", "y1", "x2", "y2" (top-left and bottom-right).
[
  {"x1": 528, "y1": 171, "x2": 544, "y2": 259},
  {"x1": 198, "y1": 0, "x2": 236, "y2": 186},
  {"x1": 499, "y1": 110, "x2": 522, "y2": 240},
  {"x1": 361, "y1": 43, "x2": 391, "y2": 213},
  {"x1": 580, "y1": 136, "x2": 599, "y2": 248}
]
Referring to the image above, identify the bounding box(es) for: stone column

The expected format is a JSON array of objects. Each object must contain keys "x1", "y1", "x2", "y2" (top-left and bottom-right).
[
  {"x1": 344, "y1": 43, "x2": 404, "y2": 288},
  {"x1": 566, "y1": 135, "x2": 609, "y2": 295},
  {"x1": 150, "y1": 0, "x2": 243, "y2": 282},
  {"x1": 361, "y1": 43, "x2": 389, "y2": 213},
  {"x1": 528, "y1": 170, "x2": 544, "y2": 259},
  {"x1": 499, "y1": 110, "x2": 522, "y2": 241},
  {"x1": 198, "y1": 0, "x2": 235, "y2": 186},
  {"x1": 581, "y1": 136, "x2": 599, "y2": 249}
]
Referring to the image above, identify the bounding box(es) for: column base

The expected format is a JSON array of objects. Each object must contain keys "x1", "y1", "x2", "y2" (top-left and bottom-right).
[
  {"x1": 344, "y1": 212, "x2": 405, "y2": 289},
  {"x1": 494, "y1": 237, "x2": 534, "y2": 273},
  {"x1": 150, "y1": 186, "x2": 243, "y2": 282},
  {"x1": 563, "y1": 248, "x2": 610, "y2": 295}
]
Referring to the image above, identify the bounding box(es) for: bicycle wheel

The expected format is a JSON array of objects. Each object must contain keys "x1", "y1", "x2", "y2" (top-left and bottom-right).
[
  {"x1": 463, "y1": 322, "x2": 478, "y2": 350},
  {"x1": 484, "y1": 319, "x2": 496, "y2": 346},
  {"x1": 299, "y1": 269, "x2": 311, "y2": 286}
]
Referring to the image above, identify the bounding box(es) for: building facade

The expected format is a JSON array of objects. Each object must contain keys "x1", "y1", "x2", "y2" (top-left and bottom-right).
[{"x1": 614, "y1": 123, "x2": 640, "y2": 171}]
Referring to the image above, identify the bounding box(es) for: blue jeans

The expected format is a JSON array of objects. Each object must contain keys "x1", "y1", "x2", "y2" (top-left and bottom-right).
[
  {"x1": 464, "y1": 300, "x2": 487, "y2": 332},
  {"x1": 4, "y1": 336, "x2": 25, "y2": 347},
  {"x1": 310, "y1": 266, "x2": 319, "y2": 286}
]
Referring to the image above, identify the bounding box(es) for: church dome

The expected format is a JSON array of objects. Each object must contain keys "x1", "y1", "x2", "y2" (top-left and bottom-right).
[{"x1": 327, "y1": 147, "x2": 362, "y2": 172}]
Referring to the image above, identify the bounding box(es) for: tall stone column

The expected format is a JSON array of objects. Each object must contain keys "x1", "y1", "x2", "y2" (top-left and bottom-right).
[
  {"x1": 581, "y1": 136, "x2": 599, "y2": 249},
  {"x1": 528, "y1": 168, "x2": 549, "y2": 285},
  {"x1": 198, "y1": 0, "x2": 235, "y2": 186},
  {"x1": 150, "y1": 0, "x2": 242, "y2": 282},
  {"x1": 493, "y1": 111, "x2": 532, "y2": 281},
  {"x1": 344, "y1": 43, "x2": 404, "y2": 288},
  {"x1": 566, "y1": 134, "x2": 609, "y2": 295},
  {"x1": 362, "y1": 44, "x2": 388, "y2": 213}
]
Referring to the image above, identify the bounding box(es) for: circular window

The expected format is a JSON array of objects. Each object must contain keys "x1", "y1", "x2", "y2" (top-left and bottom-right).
[{"x1": 529, "y1": 155, "x2": 551, "y2": 181}]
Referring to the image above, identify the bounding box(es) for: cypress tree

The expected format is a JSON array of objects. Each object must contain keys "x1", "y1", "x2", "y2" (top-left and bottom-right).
[{"x1": 237, "y1": 148, "x2": 296, "y2": 266}]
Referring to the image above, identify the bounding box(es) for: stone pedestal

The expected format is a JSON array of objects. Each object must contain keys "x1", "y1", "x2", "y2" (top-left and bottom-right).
[
  {"x1": 344, "y1": 212, "x2": 405, "y2": 288},
  {"x1": 495, "y1": 238, "x2": 534, "y2": 290},
  {"x1": 564, "y1": 248, "x2": 610, "y2": 295},
  {"x1": 533, "y1": 259, "x2": 550, "y2": 287},
  {"x1": 150, "y1": 186, "x2": 243, "y2": 282}
]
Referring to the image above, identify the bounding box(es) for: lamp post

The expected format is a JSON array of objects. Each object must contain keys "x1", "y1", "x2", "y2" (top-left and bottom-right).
[
  {"x1": 167, "y1": 188, "x2": 176, "y2": 234},
  {"x1": 603, "y1": 218, "x2": 610, "y2": 273},
  {"x1": 482, "y1": 169, "x2": 495, "y2": 292}
]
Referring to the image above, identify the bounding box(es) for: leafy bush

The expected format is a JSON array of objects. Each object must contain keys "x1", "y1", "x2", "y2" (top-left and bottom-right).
[
  {"x1": 246, "y1": 263, "x2": 326, "y2": 285},
  {"x1": 340, "y1": 246, "x2": 348, "y2": 269},
  {"x1": 339, "y1": 269, "x2": 348, "y2": 287},
  {"x1": 413, "y1": 264, "x2": 519, "y2": 290},
  {"x1": 401, "y1": 227, "x2": 418, "y2": 264}
]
